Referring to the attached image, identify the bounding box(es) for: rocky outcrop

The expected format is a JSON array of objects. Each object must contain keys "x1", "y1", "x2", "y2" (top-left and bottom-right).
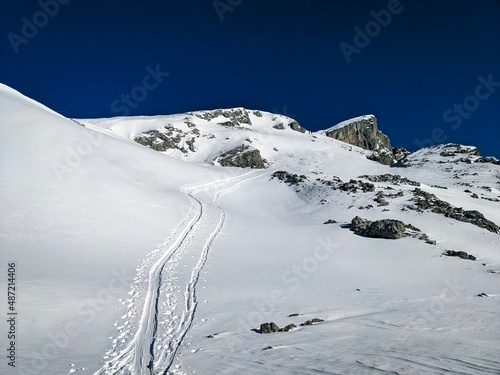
[
  {"x1": 271, "y1": 171, "x2": 307, "y2": 185},
  {"x1": 216, "y1": 145, "x2": 267, "y2": 169},
  {"x1": 300, "y1": 318, "x2": 324, "y2": 326},
  {"x1": 259, "y1": 322, "x2": 297, "y2": 333},
  {"x1": 288, "y1": 120, "x2": 306, "y2": 133},
  {"x1": 188, "y1": 108, "x2": 252, "y2": 127},
  {"x1": 340, "y1": 179, "x2": 375, "y2": 193},
  {"x1": 444, "y1": 250, "x2": 476, "y2": 261},
  {"x1": 324, "y1": 115, "x2": 395, "y2": 165},
  {"x1": 359, "y1": 174, "x2": 420, "y2": 187},
  {"x1": 409, "y1": 188, "x2": 499, "y2": 234},
  {"x1": 351, "y1": 216, "x2": 406, "y2": 239},
  {"x1": 134, "y1": 126, "x2": 187, "y2": 153}
]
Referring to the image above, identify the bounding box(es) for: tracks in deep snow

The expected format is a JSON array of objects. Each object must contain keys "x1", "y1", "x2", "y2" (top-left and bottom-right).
[{"x1": 93, "y1": 171, "x2": 267, "y2": 375}]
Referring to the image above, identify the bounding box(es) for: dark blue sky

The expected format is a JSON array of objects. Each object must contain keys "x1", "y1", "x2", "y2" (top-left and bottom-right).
[{"x1": 1, "y1": 0, "x2": 499, "y2": 157}]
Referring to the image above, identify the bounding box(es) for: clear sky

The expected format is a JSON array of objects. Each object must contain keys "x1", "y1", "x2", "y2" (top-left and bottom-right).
[{"x1": 1, "y1": 0, "x2": 499, "y2": 157}]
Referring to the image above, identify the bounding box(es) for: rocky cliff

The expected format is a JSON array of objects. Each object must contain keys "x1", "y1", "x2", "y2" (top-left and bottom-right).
[{"x1": 323, "y1": 115, "x2": 398, "y2": 165}]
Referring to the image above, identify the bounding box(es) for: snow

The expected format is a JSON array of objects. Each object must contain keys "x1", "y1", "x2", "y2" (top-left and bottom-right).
[{"x1": 1, "y1": 84, "x2": 499, "y2": 375}]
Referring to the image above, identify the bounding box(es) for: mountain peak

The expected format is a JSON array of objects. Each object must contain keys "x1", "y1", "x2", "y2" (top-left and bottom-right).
[{"x1": 321, "y1": 115, "x2": 397, "y2": 165}]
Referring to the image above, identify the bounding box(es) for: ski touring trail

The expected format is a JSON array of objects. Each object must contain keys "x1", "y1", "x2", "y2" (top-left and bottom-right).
[{"x1": 92, "y1": 170, "x2": 268, "y2": 375}]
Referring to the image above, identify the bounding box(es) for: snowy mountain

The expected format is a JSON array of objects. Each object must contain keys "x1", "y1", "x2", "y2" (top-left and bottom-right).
[{"x1": 1, "y1": 84, "x2": 499, "y2": 375}]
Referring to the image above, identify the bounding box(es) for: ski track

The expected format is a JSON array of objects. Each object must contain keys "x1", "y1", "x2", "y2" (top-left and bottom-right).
[{"x1": 93, "y1": 171, "x2": 269, "y2": 375}]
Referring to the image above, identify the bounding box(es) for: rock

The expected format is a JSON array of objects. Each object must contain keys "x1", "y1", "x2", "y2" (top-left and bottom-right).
[
  {"x1": 260, "y1": 323, "x2": 271, "y2": 334},
  {"x1": 444, "y1": 250, "x2": 476, "y2": 261},
  {"x1": 288, "y1": 120, "x2": 306, "y2": 133},
  {"x1": 323, "y1": 219, "x2": 337, "y2": 224},
  {"x1": 477, "y1": 156, "x2": 500, "y2": 165},
  {"x1": 324, "y1": 115, "x2": 395, "y2": 165},
  {"x1": 263, "y1": 346, "x2": 273, "y2": 350},
  {"x1": 351, "y1": 217, "x2": 406, "y2": 239},
  {"x1": 477, "y1": 293, "x2": 488, "y2": 297},
  {"x1": 393, "y1": 147, "x2": 410, "y2": 163},
  {"x1": 190, "y1": 108, "x2": 252, "y2": 126},
  {"x1": 273, "y1": 123, "x2": 285, "y2": 130},
  {"x1": 405, "y1": 223, "x2": 421, "y2": 232},
  {"x1": 134, "y1": 126, "x2": 184, "y2": 152},
  {"x1": 359, "y1": 174, "x2": 420, "y2": 187},
  {"x1": 270, "y1": 322, "x2": 280, "y2": 332},
  {"x1": 351, "y1": 216, "x2": 371, "y2": 232},
  {"x1": 410, "y1": 188, "x2": 499, "y2": 234},
  {"x1": 300, "y1": 318, "x2": 324, "y2": 326},
  {"x1": 260, "y1": 323, "x2": 273, "y2": 334},
  {"x1": 340, "y1": 179, "x2": 375, "y2": 193},
  {"x1": 365, "y1": 219, "x2": 406, "y2": 239},
  {"x1": 288, "y1": 313, "x2": 300, "y2": 317},
  {"x1": 471, "y1": 193, "x2": 479, "y2": 199},
  {"x1": 271, "y1": 171, "x2": 307, "y2": 185},
  {"x1": 279, "y1": 324, "x2": 297, "y2": 332},
  {"x1": 375, "y1": 196, "x2": 390, "y2": 207},
  {"x1": 217, "y1": 145, "x2": 267, "y2": 169},
  {"x1": 260, "y1": 321, "x2": 295, "y2": 333}
]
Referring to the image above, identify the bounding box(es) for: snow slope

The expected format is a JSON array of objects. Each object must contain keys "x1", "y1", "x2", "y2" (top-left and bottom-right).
[{"x1": 1, "y1": 85, "x2": 499, "y2": 375}]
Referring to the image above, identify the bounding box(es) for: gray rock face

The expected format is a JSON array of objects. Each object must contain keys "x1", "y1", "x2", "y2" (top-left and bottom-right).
[
  {"x1": 365, "y1": 219, "x2": 406, "y2": 239},
  {"x1": 217, "y1": 145, "x2": 267, "y2": 169},
  {"x1": 351, "y1": 216, "x2": 372, "y2": 232},
  {"x1": 134, "y1": 126, "x2": 186, "y2": 153},
  {"x1": 325, "y1": 115, "x2": 395, "y2": 165},
  {"x1": 260, "y1": 322, "x2": 280, "y2": 333},
  {"x1": 288, "y1": 120, "x2": 306, "y2": 133},
  {"x1": 351, "y1": 216, "x2": 406, "y2": 239}
]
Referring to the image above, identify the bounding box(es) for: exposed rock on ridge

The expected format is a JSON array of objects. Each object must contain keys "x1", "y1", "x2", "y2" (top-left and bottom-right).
[
  {"x1": 216, "y1": 145, "x2": 267, "y2": 169},
  {"x1": 324, "y1": 115, "x2": 399, "y2": 165}
]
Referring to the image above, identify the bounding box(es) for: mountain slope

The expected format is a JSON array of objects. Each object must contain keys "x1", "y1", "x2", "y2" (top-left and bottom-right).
[{"x1": 1, "y1": 85, "x2": 499, "y2": 375}]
